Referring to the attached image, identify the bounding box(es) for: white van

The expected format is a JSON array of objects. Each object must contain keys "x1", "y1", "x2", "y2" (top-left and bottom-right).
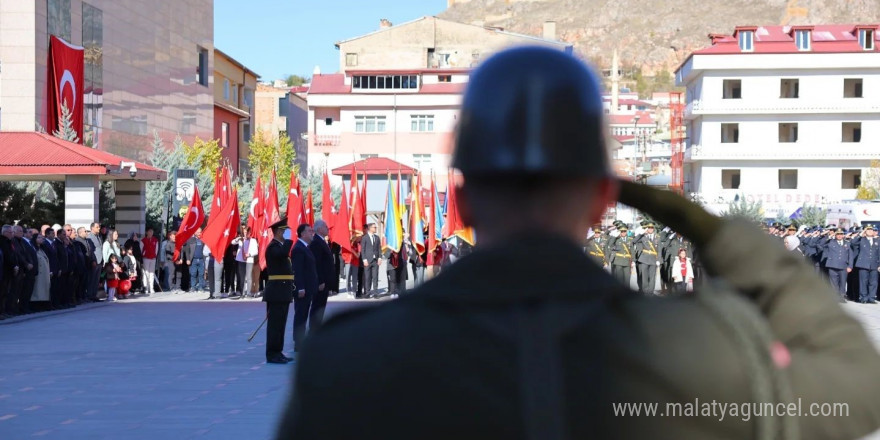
[{"x1": 825, "y1": 200, "x2": 880, "y2": 229}]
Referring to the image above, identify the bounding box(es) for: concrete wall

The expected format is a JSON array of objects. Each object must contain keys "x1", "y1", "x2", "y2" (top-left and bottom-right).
[{"x1": 214, "y1": 106, "x2": 241, "y2": 172}]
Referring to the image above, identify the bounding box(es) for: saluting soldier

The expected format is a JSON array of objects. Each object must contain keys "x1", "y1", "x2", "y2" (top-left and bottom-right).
[
  {"x1": 585, "y1": 225, "x2": 606, "y2": 267},
  {"x1": 262, "y1": 217, "x2": 295, "y2": 364},
  {"x1": 632, "y1": 222, "x2": 660, "y2": 294},
  {"x1": 852, "y1": 224, "x2": 879, "y2": 304},
  {"x1": 607, "y1": 224, "x2": 633, "y2": 287}
]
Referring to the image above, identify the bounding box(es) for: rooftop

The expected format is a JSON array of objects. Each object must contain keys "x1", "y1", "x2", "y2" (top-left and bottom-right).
[
  {"x1": 331, "y1": 157, "x2": 417, "y2": 176},
  {"x1": 693, "y1": 24, "x2": 880, "y2": 56}
]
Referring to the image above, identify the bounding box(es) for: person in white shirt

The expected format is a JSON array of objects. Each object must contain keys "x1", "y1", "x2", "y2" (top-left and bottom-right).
[{"x1": 234, "y1": 227, "x2": 259, "y2": 297}]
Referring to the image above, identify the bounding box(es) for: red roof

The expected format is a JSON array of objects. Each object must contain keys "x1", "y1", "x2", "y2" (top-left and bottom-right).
[
  {"x1": 309, "y1": 74, "x2": 349, "y2": 94},
  {"x1": 603, "y1": 98, "x2": 652, "y2": 107},
  {"x1": 331, "y1": 157, "x2": 417, "y2": 176},
  {"x1": 290, "y1": 86, "x2": 309, "y2": 93},
  {"x1": 612, "y1": 135, "x2": 635, "y2": 143},
  {"x1": 346, "y1": 68, "x2": 470, "y2": 75},
  {"x1": 693, "y1": 24, "x2": 880, "y2": 55},
  {"x1": 607, "y1": 112, "x2": 655, "y2": 126},
  {"x1": 0, "y1": 132, "x2": 166, "y2": 180}
]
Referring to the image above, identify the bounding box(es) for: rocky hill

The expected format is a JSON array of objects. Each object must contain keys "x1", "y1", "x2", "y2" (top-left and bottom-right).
[{"x1": 441, "y1": 0, "x2": 880, "y2": 80}]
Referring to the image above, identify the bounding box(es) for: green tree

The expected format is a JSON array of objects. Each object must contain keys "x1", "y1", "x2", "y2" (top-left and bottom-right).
[
  {"x1": 181, "y1": 137, "x2": 222, "y2": 177},
  {"x1": 856, "y1": 159, "x2": 880, "y2": 200},
  {"x1": 721, "y1": 196, "x2": 764, "y2": 224},
  {"x1": 284, "y1": 74, "x2": 310, "y2": 87},
  {"x1": 795, "y1": 204, "x2": 827, "y2": 227},
  {"x1": 145, "y1": 133, "x2": 215, "y2": 233},
  {"x1": 303, "y1": 166, "x2": 342, "y2": 220},
  {"x1": 247, "y1": 129, "x2": 297, "y2": 196}
]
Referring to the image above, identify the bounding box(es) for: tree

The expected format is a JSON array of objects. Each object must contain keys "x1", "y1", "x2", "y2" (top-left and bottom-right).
[
  {"x1": 145, "y1": 132, "x2": 215, "y2": 233},
  {"x1": 303, "y1": 166, "x2": 342, "y2": 220},
  {"x1": 53, "y1": 103, "x2": 80, "y2": 143},
  {"x1": 284, "y1": 74, "x2": 310, "y2": 87},
  {"x1": 247, "y1": 129, "x2": 297, "y2": 196},
  {"x1": 721, "y1": 196, "x2": 764, "y2": 224},
  {"x1": 794, "y1": 204, "x2": 827, "y2": 227},
  {"x1": 181, "y1": 137, "x2": 222, "y2": 177},
  {"x1": 856, "y1": 160, "x2": 880, "y2": 200}
]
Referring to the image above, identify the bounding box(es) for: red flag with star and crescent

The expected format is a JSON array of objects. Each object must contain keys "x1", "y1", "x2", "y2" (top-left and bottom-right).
[
  {"x1": 306, "y1": 189, "x2": 315, "y2": 226},
  {"x1": 286, "y1": 173, "x2": 303, "y2": 229},
  {"x1": 258, "y1": 173, "x2": 281, "y2": 270},
  {"x1": 202, "y1": 167, "x2": 234, "y2": 257},
  {"x1": 321, "y1": 170, "x2": 335, "y2": 231},
  {"x1": 173, "y1": 186, "x2": 204, "y2": 261}
]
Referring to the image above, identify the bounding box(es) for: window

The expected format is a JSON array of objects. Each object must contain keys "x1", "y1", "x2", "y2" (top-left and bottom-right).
[
  {"x1": 352, "y1": 75, "x2": 418, "y2": 90},
  {"x1": 859, "y1": 29, "x2": 875, "y2": 50},
  {"x1": 842, "y1": 122, "x2": 862, "y2": 142},
  {"x1": 242, "y1": 122, "x2": 251, "y2": 143},
  {"x1": 414, "y1": 154, "x2": 432, "y2": 168},
  {"x1": 360, "y1": 154, "x2": 378, "y2": 159},
  {"x1": 722, "y1": 169, "x2": 741, "y2": 189},
  {"x1": 325, "y1": 118, "x2": 333, "y2": 126},
  {"x1": 411, "y1": 115, "x2": 434, "y2": 132},
  {"x1": 346, "y1": 53, "x2": 358, "y2": 67},
  {"x1": 844, "y1": 78, "x2": 863, "y2": 98},
  {"x1": 842, "y1": 169, "x2": 862, "y2": 189},
  {"x1": 48, "y1": 0, "x2": 72, "y2": 42},
  {"x1": 780, "y1": 79, "x2": 799, "y2": 98},
  {"x1": 278, "y1": 98, "x2": 288, "y2": 117},
  {"x1": 721, "y1": 123, "x2": 739, "y2": 143},
  {"x1": 723, "y1": 80, "x2": 742, "y2": 99},
  {"x1": 221, "y1": 122, "x2": 229, "y2": 148},
  {"x1": 354, "y1": 116, "x2": 386, "y2": 133},
  {"x1": 779, "y1": 123, "x2": 798, "y2": 143},
  {"x1": 738, "y1": 30, "x2": 754, "y2": 51},
  {"x1": 795, "y1": 30, "x2": 811, "y2": 51},
  {"x1": 232, "y1": 84, "x2": 239, "y2": 106},
  {"x1": 82, "y1": 2, "x2": 103, "y2": 146},
  {"x1": 197, "y1": 47, "x2": 209, "y2": 86},
  {"x1": 778, "y1": 170, "x2": 798, "y2": 189},
  {"x1": 223, "y1": 79, "x2": 230, "y2": 100},
  {"x1": 438, "y1": 75, "x2": 452, "y2": 83}
]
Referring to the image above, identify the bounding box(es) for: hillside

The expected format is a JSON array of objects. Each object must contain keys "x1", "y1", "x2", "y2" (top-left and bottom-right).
[{"x1": 441, "y1": 0, "x2": 880, "y2": 90}]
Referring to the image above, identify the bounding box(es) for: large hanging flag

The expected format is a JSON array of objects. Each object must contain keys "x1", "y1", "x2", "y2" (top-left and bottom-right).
[
  {"x1": 321, "y1": 170, "x2": 335, "y2": 230},
  {"x1": 383, "y1": 174, "x2": 403, "y2": 252},
  {"x1": 306, "y1": 189, "x2": 315, "y2": 226},
  {"x1": 286, "y1": 172, "x2": 303, "y2": 229},
  {"x1": 410, "y1": 173, "x2": 426, "y2": 255},
  {"x1": 173, "y1": 186, "x2": 205, "y2": 261},
  {"x1": 47, "y1": 35, "x2": 84, "y2": 143}
]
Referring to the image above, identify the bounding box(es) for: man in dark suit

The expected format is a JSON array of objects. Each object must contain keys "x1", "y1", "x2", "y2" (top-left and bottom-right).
[
  {"x1": 823, "y1": 228, "x2": 852, "y2": 302},
  {"x1": 43, "y1": 228, "x2": 62, "y2": 308},
  {"x1": 17, "y1": 227, "x2": 39, "y2": 314},
  {"x1": 384, "y1": 229, "x2": 408, "y2": 297},
  {"x1": 360, "y1": 223, "x2": 381, "y2": 297},
  {"x1": 852, "y1": 224, "x2": 880, "y2": 304},
  {"x1": 308, "y1": 220, "x2": 334, "y2": 331},
  {"x1": 0, "y1": 225, "x2": 20, "y2": 318},
  {"x1": 51, "y1": 228, "x2": 70, "y2": 308},
  {"x1": 263, "y1": 218, "x2": 294, "y2": 364},
  {"x1": 291, "y1": 224, "x2": 318, "y2": 354}
]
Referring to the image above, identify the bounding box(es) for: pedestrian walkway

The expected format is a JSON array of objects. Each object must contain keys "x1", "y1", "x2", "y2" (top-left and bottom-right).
[{"x1": 2, "y1": 297, "x2": 880, "y2": 439}]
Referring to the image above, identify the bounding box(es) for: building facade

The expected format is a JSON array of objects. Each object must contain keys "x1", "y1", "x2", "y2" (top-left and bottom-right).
[
  {"x1": 213, "y1": 48, "x2": 258, "y2": 174},
  {"x1": 307, "y1": 16, "x2": 571, "y2": 189},
  {"x1": 254, "y1": 83, "x2": 308, "y2": 173},
  {"x1": 0, "y1": 0, "x2": 214, "y2": 159},
  {"x1": 676, "y1": 24, "x2": 880, "y2": 217}
]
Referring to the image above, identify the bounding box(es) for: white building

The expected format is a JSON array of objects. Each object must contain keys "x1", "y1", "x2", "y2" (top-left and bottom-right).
[
  {"x1": 306, "y1": 16, "x2": 570, "y2": 197},
  {"x1": 676, "y1": 24, "x2": 880, "y2": 218}
]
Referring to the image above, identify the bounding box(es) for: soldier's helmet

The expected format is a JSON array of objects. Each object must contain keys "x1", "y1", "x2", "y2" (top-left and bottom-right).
[{"x1": 452, "y1": 46, "x2": 609, "y2": 178}]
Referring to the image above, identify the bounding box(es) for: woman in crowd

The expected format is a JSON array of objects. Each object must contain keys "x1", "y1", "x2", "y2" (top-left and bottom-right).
[
  {"x1": 103, "y1": 229, "x2": 121, "y2": 265},
  {"x1": 31, "y1": 234, "x2": 52, "y2": 310},
  {"x1": 104, "y1": 253, "x2": 123, "y2": 301},
  {"x1": 123, "y1": 245, "x2": 138, "y2": 298}
]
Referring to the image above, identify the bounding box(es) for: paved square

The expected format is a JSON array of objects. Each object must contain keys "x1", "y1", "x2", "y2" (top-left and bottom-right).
[{"x1": 2, "y1": 293, "x2": 880, "y2": 439}]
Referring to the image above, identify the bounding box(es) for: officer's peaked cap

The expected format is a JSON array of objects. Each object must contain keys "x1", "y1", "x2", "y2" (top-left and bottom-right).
[
  {"x1": 269, "y1": 217, "x2": 289, "y2": 230},
  {"x1": 452, "y1": 46, "x2": 609, "y2": 178}
]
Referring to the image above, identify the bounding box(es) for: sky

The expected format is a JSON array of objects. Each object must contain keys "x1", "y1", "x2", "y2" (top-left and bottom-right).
[{"x1": 215, "y1": 0, "x2": 449, "y2": 83}]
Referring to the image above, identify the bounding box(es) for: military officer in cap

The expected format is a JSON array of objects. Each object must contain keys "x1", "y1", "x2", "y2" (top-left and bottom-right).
[
  {"x1": 584, "y1": 225, "x2": 606, "y2": 267},
  {"x1": 632, "y1": 222, "x2": 660, "y2": 294},
  {"x1": 852, "y1": 224, "x2": 880, "y2": 304},
  {"x1": 263, "y1": 217, "x2": 295, "y2": 364},
  {"x1": 607, "y1": 224, "x2": 633, "y2": 287},
  {"x1": 822, "y1": 228, "x2": 852, "y2": 302},
  {"x1": 279, "y1": 46, "x2": 880, "y2": 440}
]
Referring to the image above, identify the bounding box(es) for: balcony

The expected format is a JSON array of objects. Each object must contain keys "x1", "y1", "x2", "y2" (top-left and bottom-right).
[
  {"x1": 685, "y1": 99, "x2": 880, "y2": 116},
  {"x1": 311, "y1": 133, "x2": 340, "y2": 147},
  {"x1": 684, "y1": 143, "x2": 878, "y2": 161}
]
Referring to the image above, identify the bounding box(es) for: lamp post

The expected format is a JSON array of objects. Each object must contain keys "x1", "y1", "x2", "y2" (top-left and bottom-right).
[{"x1": 631, "y1": 115, "x2": 640, "y2": 224}]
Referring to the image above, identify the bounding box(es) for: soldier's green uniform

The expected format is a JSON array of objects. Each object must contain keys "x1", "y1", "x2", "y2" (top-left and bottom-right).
[
  {"x1": 585, "y1": 235, "x2": 606, "y2": 267},
  {"x1": 607, "y1": 226, "x2": 632, "y2": 287},
  {"x1": 632, "y1": 222, "x2": 660, "y2": 294}
]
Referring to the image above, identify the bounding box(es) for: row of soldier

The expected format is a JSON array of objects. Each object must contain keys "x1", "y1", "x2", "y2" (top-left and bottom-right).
[{"x1": 773, "y1": 222, "x2": 880, "y2": 303}]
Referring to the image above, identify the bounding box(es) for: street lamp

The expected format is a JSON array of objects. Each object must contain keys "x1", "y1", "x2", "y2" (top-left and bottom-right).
[{"x1": 630, "y1": 115, "x2": 641, "y2": 224}]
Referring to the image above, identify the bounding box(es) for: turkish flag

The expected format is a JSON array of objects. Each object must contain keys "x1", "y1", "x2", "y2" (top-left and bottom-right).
[
  {"x1": 174, "y1": 186, "x2": 205, "y2": 261},
  {"x1": 247, "y1": 177, "x2": 264, "y2": 233},
  {"x1": 306, "y1": 189, "x2": 314, "y2": 226},
  {"x1": 286, "y1": 173, "x2": 303, "y2": 229},
  {"x1": 330, "y1": 181, "x2": 352, "y2": 254},
  {"x1": 47, "y1": 35, "x2": 84, "y2": 143},
  {"x1": 259, "y1": 173, "x2": 281, "y2": 270},
  {"x1": 321, "y1": 171, "x2": 335, "y2": 231},
  {"x1": 202, "y1": 186, "x2": 235, "y2": 259}
]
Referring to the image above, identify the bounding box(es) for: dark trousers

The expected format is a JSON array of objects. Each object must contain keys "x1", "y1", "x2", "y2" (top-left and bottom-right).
[
  {"x1": 265, "y1": 301, "x2": 290, "y2": 359},
  {"x1": 293, "y1": 292, "x2": 313, "y2": 351},
  {"x1": 179, "y1": 262, "x2": 191, "y2": 291},
  {"x1": 207, "y1": 258, "x2": 215, "y2": 296},
  {"x1": 672, "y1": 281, "x2": 688, "y2": 294},
  {"x1": 88, "y1": 265, "x2": 101, "y2": 300},
  {"x1": 611, "y1": 265, "x2": 631, "y2": 288},
  {"x1": 222, "y1": 260, "x2": 237, "y2": 293},
  {"x1": 20, "y1": 274, "x2": 34, "y2": 313},
  {"x1": 364, "y1": 261, "x2": 379, "y2": 294},
  {"x1": 847, "y1": 270, "x2": 860, "y2": 301},
  {"x1": 411, "y1": 265, "x2": 425, "y2": 288},
  {"x1": 236, "y1": 261, "x2": 248, "y2": 294},
  {"x1": 57, "y1": 274, "x2": 71, "y2": 307},
  {"x1": 659, "y1": 263, "x2": 671, "y2": 292},
  {"x1": 347, "y1": 263, "x2": 362, "y2": 295},
  {"x1": 310, "y1": 289, "x2": 329, "y2": 332},
  {"x1": 858, "y1": 269, "x2": 879, "y2": 302},
  {"x1": 387, "y1": 267, "x2": 406, "y2": 295},
  {"x1": 636, "y1": 263, "x2": 656, "y2": 294},
  {"x1": 1, "y1": 275, "x2": 18, "y2": 315},
  {"x1": 50, "y1": 275, "x2": 62, "y2": 307},
  {"x1": 828, "y1": 268, "x2": 848, "y2": 298}
]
